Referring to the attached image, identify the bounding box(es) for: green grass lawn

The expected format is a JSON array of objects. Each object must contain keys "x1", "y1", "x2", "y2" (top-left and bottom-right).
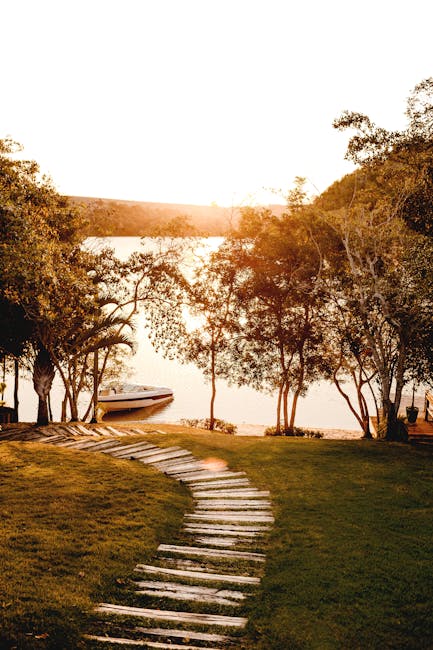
[{"x1": 1, "y1": 431, "x2": 432, "y2": 649}]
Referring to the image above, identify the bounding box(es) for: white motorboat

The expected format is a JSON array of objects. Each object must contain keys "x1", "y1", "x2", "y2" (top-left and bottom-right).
[{"x1": 98, "y1": 384, "x2": 174, "y2": 412}]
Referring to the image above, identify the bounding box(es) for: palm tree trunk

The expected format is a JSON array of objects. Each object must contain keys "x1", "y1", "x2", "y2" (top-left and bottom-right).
[
  {"x1": 13, "y1": 358, "x2": 19, "y2": 422},
  {"x1": 33, "y1": 346, "x2": 55, "y2": 425},
  {"x1": 209, "y1": 345, "x2": 216, "y2": 431}
]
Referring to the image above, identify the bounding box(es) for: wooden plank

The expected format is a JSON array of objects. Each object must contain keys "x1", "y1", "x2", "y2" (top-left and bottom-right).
[
  {"x1": 134, "y1": 563, "x2": 260, "y2": 584},
  {"x1": 186, "y1": 512, "x2": 274, "y2": 523},
  {"x1": 36, "y1": 434, "x2": 70, "y2": 444},
  {"x1": 184, "y1": 522, "x2": 269, "y2": 533},
  {"x1": 77, "y1": 439, "x2": 121, "y2": 452},
  {"x1": 157, "y1": 544, "x2": 265, "y2": 561},
  {"x1": 138, "y1": 450, "x2": 192, "y2": 464},
  {"x1": 193, "y1": 536, "x2": 244, "y2": 548},
  {"x1": 108, "y1": 442, "x2": 158, "y2": 457},
  {"x1": 113, "y1": 445, "x2": 179, "y2": 459},
  {"x1": 73, "y1": 423, "x2": 97, "y2": 436},
  {"x1": 153, "y1": 458, "x2": 198, "y2": 471},
  {"x1": 189, "y1": 478, "x2": 251, "y2": 489},
  {"x1": 140, "y1": 641, "x2": 226, "y2": 650},
  {"x1": 178, "y1": 470, "x2": 246, "y2": 482},
  {"x1": 95, "y1": 603, "x2": 247, "y2": 627},
  {"x1": 134, "y1": 587, "x2": 242, "y2": 606},
  {"x1": 192, "y1": 489, "x2": 270, "y2": 498},
  {"x1": 55, "y1": 439, "x2": 100, "y2": 449},
  {"x1": 85, "y1": 635, "x2": 226, "y2": 649},
  {"x1": 134, "y1": 627, "x2": 230, "y2": 643},
  {"x1": 195, "y1": 500, "x2": 271, "y2": 509},
  {"x1": 101, "y1": 425, "x2": 130, "y2": 436},
  {"x1": 134, "y1": 580, "x2": 245, "y2": 605},
  {"x1": 163, "y1": 462, "x2": 208, "y2": 474},
  {"x1": 184, "y1": 526, "x2": 259, "y2": 538}
]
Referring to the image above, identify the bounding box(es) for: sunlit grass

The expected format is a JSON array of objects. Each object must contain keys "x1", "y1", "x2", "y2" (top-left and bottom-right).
[
  {"x1": 0, "y1": 440, "x2": 191, "y2": 649},
  {"x1": 1, "y1": 430, "x2": 432, "y2": 649}
]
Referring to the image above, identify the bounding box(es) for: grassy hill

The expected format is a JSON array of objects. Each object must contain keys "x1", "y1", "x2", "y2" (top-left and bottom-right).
[
  {"x1": 1, "y1": 427, "x2": 432, "y2": 649},
  {"x1": 69, "y1": 196, "x2": 285, "y2": 237}
]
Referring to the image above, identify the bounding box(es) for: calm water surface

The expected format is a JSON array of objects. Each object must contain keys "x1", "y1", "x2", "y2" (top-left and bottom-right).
[{"x1": 11, "y1": 237, "x2": 365, "y2": 435}]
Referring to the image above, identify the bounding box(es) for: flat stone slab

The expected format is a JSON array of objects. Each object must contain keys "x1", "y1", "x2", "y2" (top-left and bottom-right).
[
  {"x1": 179, "y1": 470, "x2": 247, "y2": 482},
  {"x1": 195, "y1": 500, "x2": 272, "y2": 509},
  {"x1": 138, "y1": 449, "x2": 192, "y2": 464},
  {"x1": 95, "y1": 603, "x2": 247, "y2": 627},
  {"x1": 134, "y1": 563, "x2": 260, "y2": 585},
  {"x1": 158, "y1": 544, "x2": 265, "y2": 561},
  {"x1": 184, "y1": 526, "x2": 260, "y2": 538},
  {"x1": 189, "y1": 479, "x2": 251, "y2": 490},
  {"x1": 134, "y1": 627, "x2": 230, "y2": 643},
  {"x1": 161, "y1": 459, "x2": 203, "y2": 479},
  {"x1": 85, "y1": 634, "x2": 226, "y2": 649},
  {"x1": 186, "y1": 512, "x2": 274, "y2": 523},
  {"x1": 192, "y1": 489, "x2": 270, "y2": 498},
  {"x1": 134, "y1": 579, "x2": 245, "y2": 606},
  {"x1": 108, "y1": 443, "x2": 159, "y2": 457},
  {"x1": 184, "y1": 522, "x2": 269, "y2": 533},
  {"x1": 193, "y1": 536, "x2": 249, "y2": 548}
]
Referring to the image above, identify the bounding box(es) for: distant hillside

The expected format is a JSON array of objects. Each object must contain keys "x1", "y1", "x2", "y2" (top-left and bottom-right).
[{"x1": 68, "y1": 196, "x2": 285, "y2": 237}]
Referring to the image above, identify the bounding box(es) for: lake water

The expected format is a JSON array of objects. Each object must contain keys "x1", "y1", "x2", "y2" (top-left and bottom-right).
[{"x1": 7, "y1": 237, "x2": 368, "y2": 436}]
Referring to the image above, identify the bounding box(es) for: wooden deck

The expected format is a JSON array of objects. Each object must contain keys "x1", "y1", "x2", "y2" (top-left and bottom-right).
[
  {"x1": 370, "y1": 410, "x2": 433, "y2": 446},
  {"x1": 406, "y1": 413, "x2": 433, "y2": 445}
]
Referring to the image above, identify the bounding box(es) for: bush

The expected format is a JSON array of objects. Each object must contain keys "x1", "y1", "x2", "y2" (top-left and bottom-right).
[
  {"x1": 264, "y1": 425, "x2": 323, "y2": 439},
  {"x1": 180, "y1": 418, "x2": 238, "y2": 434}
]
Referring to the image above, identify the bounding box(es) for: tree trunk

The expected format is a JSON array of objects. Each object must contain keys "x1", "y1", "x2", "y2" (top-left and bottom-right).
[
  {"x1": 13, "y1": 358, "x2": 19, "y2": 422},
  {"x1": 283, "y1": 381, "x2": 290, "y2": 430},
  {"x1": 209, "y1": 344, "x2": 216, "y2": 430},
  {"x1": 276, "y1": 382, "x2": 283, "y2": 432},
  {"x1": 33, "y1": 347, "x2": 55, "y2": 426},
  {"x1": 61, "y1": 392, "x2": 67, "y2": 422}
]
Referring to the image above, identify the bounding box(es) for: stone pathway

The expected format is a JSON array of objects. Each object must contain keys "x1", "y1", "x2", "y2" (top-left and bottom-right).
[{"x1": 0, "y1": 423, "x2": 273, "y2": 649}]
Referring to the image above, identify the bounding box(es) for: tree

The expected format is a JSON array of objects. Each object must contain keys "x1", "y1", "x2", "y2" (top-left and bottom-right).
[
  {"x1": 228, "y1": 194, "x2": 326, "y2": 434},
  {"x1": 315, "y1": 156, "x2": 433, "y2": 439},
  {"x1": 0, "y1": 138, "x2": 89, "y2": 423}
]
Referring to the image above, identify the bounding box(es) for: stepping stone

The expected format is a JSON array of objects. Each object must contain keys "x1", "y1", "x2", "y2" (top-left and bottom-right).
[
  {"x1": 133, "y1": 579, "x2": 245, "y2": 606},
  {"x1": 85, "y1": 635, "x2": 226, "y2": 649},
  {"x1": 77, "y1": 439, "x2": 121, "y2": 452},
  {"x1": 186, "y1": 512, "x2": 274, "y2": 523},
  {"x1": 193, "y1": 536, "x2": 246, "y2": 548},
  {"x1": 184, "y1": 526, "x2": 260, "y2": 538},
  {"x1": 112, "y1": 445, "x2": 178, "y2": 460},
  {"x1": 192, "y1": 489, "x2": 270, "y2": 498},
  {"x1": 108, "y1": 442, "x2": 157, "y2": 457},
  {"x1": 153, "y1": 457, "x2": 198, "y2": 471},
  {"x1": 100, "y1": 425, "x2": 130, "y2": 436},
  {"x1": 134, "y1": 563, "x2": 260, "y2": 585},
  {"x1": 178, "y1": 470, "x2": 247, "y2": 482},
  {"x1": 34, "y1": 434, "x2": 70, "y2": 444},
  {"x1": 95, "y1": 603, "x2": 247, "y2": 627},
  {"x1": 73, "y1": 423, "x2": 97, "y2": 436},
  {"x1": 133, "y1": 627, "x2": 230, "y2": 644},
  {"x1": 138, "y1": 450, "x2": 192, "y2": 464},
  {"x1": 0, "y1": 430, "x2": 42, "y2": 442},
  {"x1": 159, "y1": 457, "x2": 203, "y2": 479},
  {"x1": 183, "y1": 522, "x2": 269, "y2": 533},
  {"x1": 89, "y1": 426, "x2": 112, "y2": 436},
  {"x1": 189, "y1": 478, "x2": 251, "y2": 489},
  {"x1": 195, "y1": 499, "x2": 271, "y2": 509},
  {"x1": 56, "y1": 438, "x2": 103, "y2": 449},
  {"x1": 158, "y1": 544, "x2": 265, "y2": 561}
]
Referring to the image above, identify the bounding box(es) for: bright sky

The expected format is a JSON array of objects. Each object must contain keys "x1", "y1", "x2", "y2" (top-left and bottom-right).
[{"x1": 1, "y1": 0, "x2": 432, "y2": 206}]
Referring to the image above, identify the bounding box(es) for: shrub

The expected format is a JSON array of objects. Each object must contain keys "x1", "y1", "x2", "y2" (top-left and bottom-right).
[
  {"x1": 265, "y1": 425, "x2": 323, "y2": 439},
  {"x1": 180, "y1": 418, "x2": 238, "y2": 434}
]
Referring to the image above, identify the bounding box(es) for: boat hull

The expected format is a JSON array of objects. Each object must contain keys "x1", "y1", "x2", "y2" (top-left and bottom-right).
[{"x1": 98, "y1": 386, "x2": 173, "y2": 413}]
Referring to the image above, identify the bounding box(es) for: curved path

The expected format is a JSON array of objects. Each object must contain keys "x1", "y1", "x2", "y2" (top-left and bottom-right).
[{"x1": 0, "y1": 423, "x2": 273, "y2": 649}]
